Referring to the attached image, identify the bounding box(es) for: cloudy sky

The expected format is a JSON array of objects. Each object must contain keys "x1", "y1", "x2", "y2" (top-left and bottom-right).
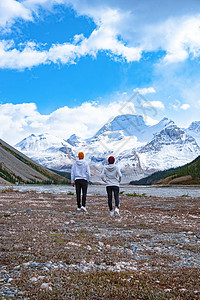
[{"x1": 0, "y1": 0, "x2": 200, "y2": 144}]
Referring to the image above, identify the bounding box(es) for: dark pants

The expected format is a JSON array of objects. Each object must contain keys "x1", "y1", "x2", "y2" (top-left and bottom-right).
[
  {"x1": 106, "y1": 186, "x2": 119, "y2": 211},
  {"x1": 75, "y1": 179, "x2": 88, "y2": 208}
]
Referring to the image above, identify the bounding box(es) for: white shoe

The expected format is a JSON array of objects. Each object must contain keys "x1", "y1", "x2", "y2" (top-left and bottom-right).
[
  {"x1": 115, "y1": 207, "x2": 120, "y2": 215},
  {"x1": 110, "y1": 210, "x2": 114, "y2": 217},
  {"x1": 81, "y1": 206, "x2": 87, "y2": 212},
  {"x1": 77, "y1": 207, "x2": 81, "y2": 211}
]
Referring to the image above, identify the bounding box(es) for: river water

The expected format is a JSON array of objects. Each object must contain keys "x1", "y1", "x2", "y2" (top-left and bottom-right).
[{"x1": 0, "y1": 184, "x2": 199, "y2": 198}]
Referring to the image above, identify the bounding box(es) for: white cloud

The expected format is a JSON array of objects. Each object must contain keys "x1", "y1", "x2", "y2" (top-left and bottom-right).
[
  {"x1": 0, "y1": 40, "x2": 48, "y2": 69},
  {"x1": 133, "y1": 87, "x2": 156, "y2": 95},
  {"x1": 144, "y1": 101, "x2": 165, "y2": 110},
  {"x1": 143, "y1": 114, "x2": 159, "y2": 126},
  {"x1": 0, "y1": 103, "x2": 42, "y2": 143},
  {"x1": 0, "y1": 0, "x2": 32, "y2": 28},
  {"x1": 170, "y1": 100, "x2": 190, "y2": 111},
  {"x1": 1, "y1": 1, "x2": 200, "y2": 68},
  {"x1": 0, "y1": 22, "x2": 141, "y2": 69},
  {"x1": 161, "y1": 16, "x2": 200, "y2": 64},
  {"x1": 180, "y1": 103, "x2": 190, "y2": 110}
]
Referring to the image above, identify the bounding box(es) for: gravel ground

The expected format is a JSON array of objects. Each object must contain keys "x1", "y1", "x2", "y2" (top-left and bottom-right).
[{"x1": 0, "y1": 190, "x2": 200, "y2": 299}]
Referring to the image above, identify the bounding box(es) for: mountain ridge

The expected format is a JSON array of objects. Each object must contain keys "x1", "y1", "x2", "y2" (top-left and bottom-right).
[
  {"x1": 14, "y1": 114, "x2": 200, "y2": 183},
  {"x1": 0, "y1": 139, "x2": 69, "y2": 184}
]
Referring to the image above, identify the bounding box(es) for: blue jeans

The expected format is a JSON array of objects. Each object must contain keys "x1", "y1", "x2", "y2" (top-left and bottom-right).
[{"x1": 106, "y1": 186, "x2": 119, "y2": 211}]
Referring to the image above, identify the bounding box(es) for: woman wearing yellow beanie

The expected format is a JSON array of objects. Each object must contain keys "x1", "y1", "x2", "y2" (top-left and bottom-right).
[
  {"x1": 78, "y1": 152, "x2": 84, "y2": 159},
  {"x1": 71, "y1": 152, "x2": 90, "y2": 212}
]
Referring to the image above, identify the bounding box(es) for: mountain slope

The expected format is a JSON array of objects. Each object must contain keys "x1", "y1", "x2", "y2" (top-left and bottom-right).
[
  {"x1": 130, "y1": 168, "x2": 177, "y2": 185},
  {"x1": 0, "y1": 139, "x2": 69, "y2": 184},
  {"x1": 186, "y1": 121, "x2": 200, "y2": 146},
  {"x1": 160, "y1": 155, "x2": 200, "y2": 185},
  {"x1": 130, "y1": 155, "x2": 200, "y2": 185}
]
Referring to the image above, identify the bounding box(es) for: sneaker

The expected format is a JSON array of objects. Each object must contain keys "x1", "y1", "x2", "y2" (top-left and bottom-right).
[
  {"x1": 115, "y1": 207, "x2": 120, "y2": 215},
  {"x1": 81, "y1": 206, "x2": 87, "y2": 212},
  {"x1": 110, "y1": 210, "x2": 114, "y2": 217},
  {"x1": 77, "y1": 207, "x2": 81, "y2": 211}
]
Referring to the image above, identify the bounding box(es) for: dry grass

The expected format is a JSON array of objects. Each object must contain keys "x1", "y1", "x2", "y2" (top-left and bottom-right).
[{"x1": 0, "y1": 191, "x2": 200, "y2": 299}]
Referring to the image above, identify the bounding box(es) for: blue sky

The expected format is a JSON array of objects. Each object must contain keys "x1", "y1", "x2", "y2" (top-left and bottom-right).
[{"x1": 0, "y1": 0, "x2": 200, "y2": 144}]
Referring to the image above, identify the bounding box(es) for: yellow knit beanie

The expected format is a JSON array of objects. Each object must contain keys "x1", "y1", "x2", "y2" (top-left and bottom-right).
[{"x1": 78, "y1": 152, "x2": 84, "y2": 159}]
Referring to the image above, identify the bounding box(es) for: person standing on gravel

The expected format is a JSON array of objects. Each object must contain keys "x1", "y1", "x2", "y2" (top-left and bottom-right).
[
  {"x1": 71, "y1": 152, "x2": 90, "y2": 212},
  {"x1": 101, "y1": 156, "x2": 122, "y2": 216}
]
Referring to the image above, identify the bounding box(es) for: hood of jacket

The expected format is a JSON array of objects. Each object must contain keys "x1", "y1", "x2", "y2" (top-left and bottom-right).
[
  {"x1": 71, "y1": 159, "x2": 90, "y2": 183},
  {"x1": 105, "y1": 164, "x2": 116, "y2": 172},
  {"x1": 101, "y1": 163, "x2": 121, "y2": 186},
  {"x1": 75, "y1": 160, "x2": 85, "y2": 166}
]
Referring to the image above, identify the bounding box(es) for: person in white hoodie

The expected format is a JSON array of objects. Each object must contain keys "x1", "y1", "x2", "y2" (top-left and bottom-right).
[
  {"x1": 71, "y1": 152, "x2": 90, "y2": 212},
  {"x1": 101, "y1": 156, "x2": 122, "y2": 216}
]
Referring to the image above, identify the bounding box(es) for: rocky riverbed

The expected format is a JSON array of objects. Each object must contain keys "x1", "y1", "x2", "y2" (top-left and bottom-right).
[{"x1": 0, "y1": 190, "x2": 200, "y2": 299}]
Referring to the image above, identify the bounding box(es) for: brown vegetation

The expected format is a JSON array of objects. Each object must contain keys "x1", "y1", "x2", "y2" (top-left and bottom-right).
[{"x1": 0, "y1": 191, "x2": 199, "y2": 299}]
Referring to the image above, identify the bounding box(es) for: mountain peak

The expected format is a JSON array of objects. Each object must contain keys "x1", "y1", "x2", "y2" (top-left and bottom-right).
[
  {"x1": 66, "y1": 134, "x2": 82, "y2": 146},
  {"x1": 15, "y1": 133, "x2": 67, "y2": 152},
  {"x1": 94, "y1": 114, "x2": 147, "y2": 138},
  {"x1": 143, "y1": 124, "x2": 199, "y2": 152},
  {"x1": 188, "y1": 121, "x2": 200, "y2": 133},
  {"x1": 159, "y1": 117, "x2": 174, "y2": 126}
]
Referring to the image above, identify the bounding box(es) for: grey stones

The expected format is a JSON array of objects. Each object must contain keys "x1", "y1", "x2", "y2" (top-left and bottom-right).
[
  {"x1": 62, "y1": 227, "x2": 70, "y2": 231},
  {"x1": 0, "y1": 269, "x2": 24, "y2": 300}
]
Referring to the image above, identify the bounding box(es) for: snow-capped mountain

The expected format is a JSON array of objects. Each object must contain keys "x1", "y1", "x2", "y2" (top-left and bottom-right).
[
  {"x1": 186, "y1": 121, "x2": 200, "y2": 146},
  {"x1": 85, "y1": 115, "x2": 175, "y2": 159},
  {"x1": 15, "y1": 115, "x2": 200, "y2": 183},
  {"x1": 94, "y1": 114, "x2": 148, "y2": 138},
  {"x1": 90, "y1": 115, "x2": 174, "y2": 144},
  {"x1": 66, "y1": 134, "x2": 83, "y2": 147},
  {"x1": 188, "y1": 121, "x2": 200, "y2": 134},
  {"x1": 137, "y1": 124, "x2": 200, "y2": 171},
  {"x1": 16, "y1": 133, "x2": 75, "y2": 171},
  {"x1": 16, "y1": 133, "x2": 68, "y2": 151}
]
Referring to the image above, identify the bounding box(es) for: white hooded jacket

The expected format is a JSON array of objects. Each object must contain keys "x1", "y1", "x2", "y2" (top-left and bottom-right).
[
  {"x1": 71, "y1": 160, "x2": 90, "y2": 183},
  {"x1": 101, "y1": 164, "x2": 122, "y2": 186}
]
